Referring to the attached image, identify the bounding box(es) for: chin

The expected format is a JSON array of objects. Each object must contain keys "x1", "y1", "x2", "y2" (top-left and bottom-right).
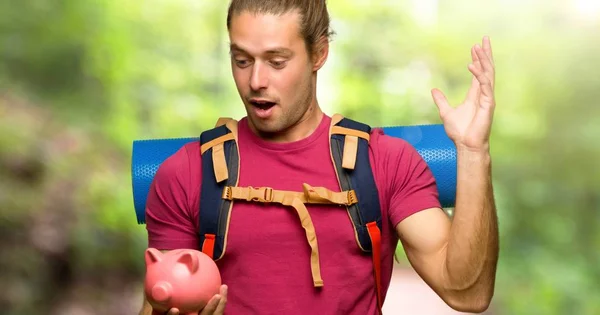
[
  {"x1": 254, "y1": 122, "x2": 284, "y2": 134},
  {"x1": 246, "y1": 115, "x2": 277, "y2": 133}
]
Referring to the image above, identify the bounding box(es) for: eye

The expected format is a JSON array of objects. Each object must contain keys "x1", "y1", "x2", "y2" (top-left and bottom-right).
[
  {"x1": 270, "y1": 59, "x2": 287, "y2": 69},
  {"x1": 233, "y1": 57, "x2": 251, "y2": 68}
]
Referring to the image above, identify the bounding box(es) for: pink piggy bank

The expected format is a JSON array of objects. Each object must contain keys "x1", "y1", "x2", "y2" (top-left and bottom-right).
[{"x1": 144, "y1": 248, "x2": 222, "y2": 314}]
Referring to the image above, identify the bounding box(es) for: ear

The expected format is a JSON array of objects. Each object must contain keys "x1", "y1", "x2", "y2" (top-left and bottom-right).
[
  {"x1": 145, "y1": 248, "x2": 162, "y2": 266},
  {"x1": 312, "y1": 36, "x2": 329, "y2": 72},
  {"x1": 177, "y1": 252, "x2": 200, "y2": 274}
]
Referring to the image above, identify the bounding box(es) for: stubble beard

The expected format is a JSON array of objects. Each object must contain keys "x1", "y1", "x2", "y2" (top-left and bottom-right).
[{"x1": 251, "y1": 75, "x2": 314, "y2": 137}]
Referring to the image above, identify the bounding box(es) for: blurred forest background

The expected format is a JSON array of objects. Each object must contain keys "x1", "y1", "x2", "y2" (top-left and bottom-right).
[{"x1": 1, "y1": 0, "x2": 599, "y2": 314}]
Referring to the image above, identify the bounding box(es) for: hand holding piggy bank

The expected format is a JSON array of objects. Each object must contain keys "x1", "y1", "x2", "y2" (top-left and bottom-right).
[{"x1": 144, "y1": 248, "x2": 222, "y2": 314}]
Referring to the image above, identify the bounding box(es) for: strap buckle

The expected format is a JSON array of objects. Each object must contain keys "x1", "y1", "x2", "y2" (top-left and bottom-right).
[
  {"x1": 247, "y1": 186, "x2": 274, "y2": 202},
  {"x1": 347, "y1": 190, "x2": 358, "y2": 205},
  {"x1": 222, "y1": 186, "x2": 233, "y2": 200}
]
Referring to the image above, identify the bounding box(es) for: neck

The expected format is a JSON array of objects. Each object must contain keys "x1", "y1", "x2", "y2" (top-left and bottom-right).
[
  {"x1": 285, "y1": 103, "x2": 324, "y2": 142},
  {"x1": 260, "y1": 102, "x2": 324, "y2": 143}
]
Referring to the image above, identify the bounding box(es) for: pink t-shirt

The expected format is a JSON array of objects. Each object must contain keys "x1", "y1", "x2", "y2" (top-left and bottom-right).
[{"x1": 146, "y1": 114, "x2": 441, "y2": 314}]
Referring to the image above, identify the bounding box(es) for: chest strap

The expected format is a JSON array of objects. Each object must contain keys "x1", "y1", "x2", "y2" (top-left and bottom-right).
[{"x1": 222, "y1": 184, "x2": 358, "y2": 287}]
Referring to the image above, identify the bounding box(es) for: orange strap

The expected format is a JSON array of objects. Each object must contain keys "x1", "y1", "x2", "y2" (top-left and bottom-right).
[
  {"x1": 215, "y1": 117, "x2": 233, "y2": 127},
  {"x1": 287, "y1": 197, "x2": 323, "y2": 287},
  {"x1": 342, "y1": 135, "x2": 358, "y2": 170},
  {"x1": 330, "y1": 125, "x2": 370, "y2": 170},
  {"x1": 212, "y1": 143, "x2": 228, "y2": 183},
  {"x1": 223, "y1": 184, "x2": 357, "y2": 206},
  {"x1": 330, "y1": 125, "x2": 370, "y2": 141},
  {"x1": 200, "y1": 119, "x2": 239, "y2": 184},
  {"x1": 222, "y1": 184, "x2": 358, "y2": 287},
  {"x1": 367, "y1": 221, "x2": 383, "y2": 314},
  {"x1": 201, "y1": 233, "x2": 216, "y2": 258},
  {"x1": 200, "y1": 133, "x2": 235, "y2": 183},
  {"x1": 200, "y1": 133, "x2": 235, "y2": 154}
]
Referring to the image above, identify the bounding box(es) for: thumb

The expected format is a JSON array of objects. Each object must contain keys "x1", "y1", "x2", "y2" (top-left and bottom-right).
[{"x1": 431, "y1": 88, "x2": 451, "y2": 118}]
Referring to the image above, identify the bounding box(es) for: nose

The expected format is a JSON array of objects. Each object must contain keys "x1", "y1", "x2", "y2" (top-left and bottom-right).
[
  {"x1": 151, "y1": 281, "x2": 172, "y2": 303},
  {"x1": 250, "y1": 62, "x2": 268, "y2": 91}
]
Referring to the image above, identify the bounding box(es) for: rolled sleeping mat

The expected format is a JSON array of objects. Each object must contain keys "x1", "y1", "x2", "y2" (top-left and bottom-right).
[{"x1": 131, "y1": 124, "x2": 456, "y2": 224}]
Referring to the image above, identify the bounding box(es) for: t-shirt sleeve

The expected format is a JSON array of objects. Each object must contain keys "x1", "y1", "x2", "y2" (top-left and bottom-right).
[
  {"x1": 375, "y1": 132, "x2": 442, "y2": 227},
  {"x1": 145, "y1": 145, "x2": 199, "y2": 250}
]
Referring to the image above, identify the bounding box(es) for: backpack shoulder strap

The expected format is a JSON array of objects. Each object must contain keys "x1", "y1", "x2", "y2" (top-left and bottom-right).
[
  {"x1": 198, "y1": 117, "x2": 240, "y2": 260},
  {"x1": 329, "y1": 114, "x2": 382, "y2": 250},
  {"x1": 329, "y1": 113, "x2": 383, "y2": 313}
]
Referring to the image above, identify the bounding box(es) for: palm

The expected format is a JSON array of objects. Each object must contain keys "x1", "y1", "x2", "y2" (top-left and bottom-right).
[{"x1": 432, "y1": 37, "x2": 496, "y2": 151}]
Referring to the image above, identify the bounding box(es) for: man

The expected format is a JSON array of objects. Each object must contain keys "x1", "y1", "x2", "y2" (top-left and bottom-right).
[{"x1": 140, "y1": 0, "x2": 499, "y2": 314}]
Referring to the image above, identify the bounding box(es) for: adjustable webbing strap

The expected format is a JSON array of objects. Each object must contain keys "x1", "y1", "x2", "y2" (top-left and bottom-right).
[
  {"x1": 223, "y1": 184, "x2": 357, "y2": 206},
  {"x1": 330, "y1": 125, "x2": 370, "y2": 170},
  {"x1": 200, "y1": 133, "x2": 235, "y2": 183},
  {"x1": 223, "y1": 184, "x2": 358, "y2": 287}
]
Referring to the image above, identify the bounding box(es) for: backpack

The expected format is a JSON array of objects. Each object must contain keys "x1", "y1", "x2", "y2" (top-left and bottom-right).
[{"x1": 198, "y1": 114, "x2": 384, "y2": 312}]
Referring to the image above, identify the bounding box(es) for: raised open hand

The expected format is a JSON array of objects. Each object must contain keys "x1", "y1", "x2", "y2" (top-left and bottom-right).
[{"x1": 431, "y1": 36, "x2": 496, "y2": 152}]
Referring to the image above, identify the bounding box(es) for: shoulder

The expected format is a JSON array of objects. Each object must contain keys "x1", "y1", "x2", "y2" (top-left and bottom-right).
[
  {"x1": 369, "y1": 127, "x2": 420, "y2": 164},
  {"x1": 153, "y1": 141, "x2": 201, "y2": 187},
  {"x1": 367, "y1": 126, "x2": 436, "y2": 196},
  {"x1": 367, "y1": 127, "x2": 441, "y2": 225}
]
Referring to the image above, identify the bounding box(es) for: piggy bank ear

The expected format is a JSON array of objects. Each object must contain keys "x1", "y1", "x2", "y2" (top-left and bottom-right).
[
  {"x1": 145, "y1": 248, "x2": 162, "y2": 266},
  {"x1": 177, "y1": 252, "x2": 199, "y2": 274}
]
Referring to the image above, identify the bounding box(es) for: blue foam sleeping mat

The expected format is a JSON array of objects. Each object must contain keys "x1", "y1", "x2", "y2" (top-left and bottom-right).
[{"x1": 131, "y1": 124, "x2": 456, "y2": 224}]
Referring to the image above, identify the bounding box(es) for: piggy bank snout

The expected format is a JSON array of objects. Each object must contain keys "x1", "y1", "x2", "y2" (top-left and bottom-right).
[{"x1": 151, "y1": 281, "x2": 173, "y2": 303}]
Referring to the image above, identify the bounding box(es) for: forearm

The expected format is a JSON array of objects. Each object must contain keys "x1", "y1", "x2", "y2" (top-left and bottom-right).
[{"x1": 442, "y1": 146, "x2": 499, "y2": 307}]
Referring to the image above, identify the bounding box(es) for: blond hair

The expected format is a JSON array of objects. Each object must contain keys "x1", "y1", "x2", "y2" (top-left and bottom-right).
[{"x1": 226, "y1": 0, "x2": 335, "y2": 54}]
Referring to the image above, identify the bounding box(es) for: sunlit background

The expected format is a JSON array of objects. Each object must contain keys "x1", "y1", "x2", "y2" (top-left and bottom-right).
[{"x1": 1, "y1": 0, "x2": 599, "y2": 314}]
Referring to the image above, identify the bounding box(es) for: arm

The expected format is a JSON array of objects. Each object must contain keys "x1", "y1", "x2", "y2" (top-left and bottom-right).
[
  {"x1": 396, "y1": 36, "x2": 499, "y2": 312},
  {"x1": 396, "y1": 149, "x2": 498, "y2": 312},
  {"x1": 138, "y1": 145, "x2": 228, "y2": 315}
]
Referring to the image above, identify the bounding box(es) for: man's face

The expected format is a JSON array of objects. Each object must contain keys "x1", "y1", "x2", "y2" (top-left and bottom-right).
[{"x1": 228, "y1": 10, "x2": 316, "y2": 135}]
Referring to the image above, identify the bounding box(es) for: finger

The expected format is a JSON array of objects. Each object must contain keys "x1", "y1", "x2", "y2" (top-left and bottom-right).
[
  {"x1": 474, "y1": 44, "x2": 494, "y2": 74},
  {"x1": 167, "y1": 308, "x2": 180, "y2": 315},
  {"x1": 214, "y1": 285, "x2": 228, "y2": 314},
  {"x1": 431, "y1": 88, "x2": 452, "y2": 117},
  {"x1": 200, "y1": 294, "x2": 222, "y2": 315},
  {"x1": 482, "y1": 36, "x2": 494, "y2": 64},
  {"x1": 467, "y1": 63, "x2": 494, "y2": 108},
  {"x1": 467, "y1": 63, "x2": 491, "y2": 93},
  {"x1": 471, "y1": 44, "x2": 480, "y2": 63},
  {"x1": 219, "y1": 284, "x2": 228, "y2": 297},
  {"x1": 465, "y1": 46, "x2": 481, "y2": 103},
  {"x1": 474, "y1": 45, "x2": 495, "y2": 87}
]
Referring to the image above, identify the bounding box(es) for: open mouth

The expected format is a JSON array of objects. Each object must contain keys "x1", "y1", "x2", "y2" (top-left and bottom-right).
[{"x1": 250, "y1": 99, "x2": 277, "y2": 110}]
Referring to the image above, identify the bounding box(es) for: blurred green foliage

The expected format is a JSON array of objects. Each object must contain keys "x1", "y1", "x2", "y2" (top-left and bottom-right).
[{"x1": 1, "y1": 0, "x2": 598, "y2": 314}]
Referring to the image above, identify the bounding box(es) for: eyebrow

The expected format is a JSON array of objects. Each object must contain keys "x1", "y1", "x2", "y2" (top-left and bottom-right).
[{"x1": 229, "y1": 43, "x2": 293, "y2": 57}]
